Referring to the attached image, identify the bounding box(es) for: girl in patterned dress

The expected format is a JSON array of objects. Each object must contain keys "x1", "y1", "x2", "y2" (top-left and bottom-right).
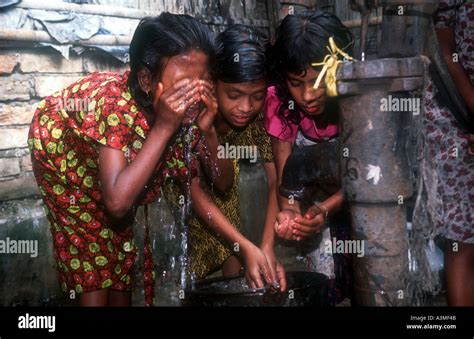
[
  {"x1": 28, "y1": 13, "x2": 216, "y2": 306},
  {"x1": 163, "y1": 25, "x2": 284, "y2": 290},
  {"x1": 427, "y1": 0, "x2": 474, "y2": 306}
]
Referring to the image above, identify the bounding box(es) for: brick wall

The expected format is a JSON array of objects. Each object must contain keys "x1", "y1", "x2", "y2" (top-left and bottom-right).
[{"x1": 0, "y1": 49, "x2": 129, "y2": 202}]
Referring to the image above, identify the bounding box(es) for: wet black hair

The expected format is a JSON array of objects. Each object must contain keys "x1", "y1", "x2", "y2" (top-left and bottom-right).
[
  {"x1": 128, "y1": 12, "x2": 215, "y2": 112},
  {"x1": 270, "y1": 10, "x2": 353, "y2": 125},
  {"x1": 214, "y1": 24, "x2": 270, "y2": 83}
]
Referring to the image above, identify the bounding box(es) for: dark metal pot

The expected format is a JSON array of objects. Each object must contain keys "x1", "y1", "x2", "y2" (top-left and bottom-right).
[{"x1": 183, "y1": 271, "x2": 329, "y2": 307}]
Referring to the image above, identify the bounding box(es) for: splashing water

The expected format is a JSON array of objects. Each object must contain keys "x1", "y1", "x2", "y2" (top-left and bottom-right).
[
  {"x1": 198, "y1": 134, "x2": 221, "y2": 197},
  {"x1": 178, "y1": 119, "x2": 198, "y2": 290}
]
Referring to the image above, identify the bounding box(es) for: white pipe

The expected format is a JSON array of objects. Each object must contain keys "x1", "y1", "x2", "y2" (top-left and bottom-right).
[
  {"x1": 11, "y1": 1, "x2": 269, "y2": 29},
  {"x1": 15, "y1": 0, "x2": 155, "y2": 19},
  {"x1": 0, "y1": 28, "x2": 131, "y2": 45}
]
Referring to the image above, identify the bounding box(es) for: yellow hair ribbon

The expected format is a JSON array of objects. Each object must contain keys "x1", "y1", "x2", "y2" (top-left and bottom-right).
[{"x1": 311, "y1": 37, "x2": 355, "y2": 97}]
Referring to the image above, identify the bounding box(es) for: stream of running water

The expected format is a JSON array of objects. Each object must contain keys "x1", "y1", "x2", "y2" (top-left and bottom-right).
[{"x1": 179, "y1": 123, "x2": 194, "y2": 291}]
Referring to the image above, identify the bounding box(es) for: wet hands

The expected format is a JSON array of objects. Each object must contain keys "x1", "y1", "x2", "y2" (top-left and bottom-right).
[
  {"x1": 152, "y1": 78, "x2": 217, "y2": 133},
  {"x1": 195, "y1": 80, "x2": 217, "y2": 133},
  {"x1": 152, "y1": 78, "x2": 200, "y2": 132},
  {"x1": 260, "y1": 246, "x2": 287, "y2": 292},
  {"x1": 274, "y1": 206, "x2": 327, "y2": 241},
  {"x1": 274, "y1": 209, "x2": 299, "y2": 240},
  {"x1": 292, "y1": 205, "x2": 327, "y2": 239},
  {"x1": 241, "y1": 242, "x2": 276, "y2": 290}
]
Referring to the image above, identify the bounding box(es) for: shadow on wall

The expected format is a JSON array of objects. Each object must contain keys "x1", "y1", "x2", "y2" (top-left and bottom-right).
[{"x1": 0, "y1": 199, "x2": 64, "y2": 306}]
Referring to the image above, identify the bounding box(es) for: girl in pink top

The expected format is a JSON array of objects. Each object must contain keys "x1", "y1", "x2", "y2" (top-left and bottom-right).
[
  {"x1": 265, "y1": 85, "x2": 339, "y2": 144},
  {"x1": 265, "y1": 10, "x2": 353, "y2": 304}
]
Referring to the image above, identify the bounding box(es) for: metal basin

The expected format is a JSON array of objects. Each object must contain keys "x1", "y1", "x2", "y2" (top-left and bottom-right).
[{"x1": 183, "y1": 271, "x2": 329, "y2": 307}]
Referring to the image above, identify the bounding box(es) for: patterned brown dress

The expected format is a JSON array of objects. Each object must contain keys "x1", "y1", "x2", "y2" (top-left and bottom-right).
[{"x1": 163, "y1": 113, "x2": 273, "y2": 279}]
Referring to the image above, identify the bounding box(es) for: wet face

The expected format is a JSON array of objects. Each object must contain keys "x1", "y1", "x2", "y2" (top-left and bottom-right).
[
  {"x1": 286, "y1": 66, "x2": 326, "y2": 116},
  {"x1": 159, "y1": 50, "x2": 210, "y2": 123},
  {"x1": 159, "y1": 50, "x2": 210, "y2": 92},
  {"x1": 138, "y1": 50, "x2": 210, "y2": 123},
  {"x1": 215, "y1": 79, "x2": 266, "y2": 128}
]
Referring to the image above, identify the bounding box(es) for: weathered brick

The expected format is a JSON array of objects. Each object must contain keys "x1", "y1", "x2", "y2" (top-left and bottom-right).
[
  {"x1": 0, "y1": 103, "x2": 37, "y2": 126},
  {"x1": 0, "y1": 158, "x2": 21, "y2": 177},
  {"x1": 19, "y1": 53, "x2": 83, "y2": 73},
  {"x1": 83, "y1": 55, "x2": 129, "y2": 73},
  {"x1": 21, "y1": 153, "x2": 32, "y2": 172},
  {"x1": 0, "y1": 148, "x2": 29, "y2": 158},
  {"x1": 0, "y1": 175, "x2": 39, "y2": 200},
  {"x1": 0, "y1": 54, "x2": 19, "y2": 74},
  {"x1": 34, "y1": 76, "x2": 80, "y2": 98},
  {"x1": 0, "y1": 127, "x2": 29, "y2": 150},
  {"x1": 0, "y1": 77, "x2": 31, "y2": 101}
]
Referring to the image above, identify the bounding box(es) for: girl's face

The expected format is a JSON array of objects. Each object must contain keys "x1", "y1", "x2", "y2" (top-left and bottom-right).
[
  {"x1": 215, "y1": 79, "x2": 266, "y2": 128},
  {"x1": 286, "y1": 66, "x2": 326, "y2": 117},
  {"x1": 160, "y1": 50, "x2": 210, "y2": 91},
  {"x1": 157, "y1": 50, "x2": 210, "y2": 123}
]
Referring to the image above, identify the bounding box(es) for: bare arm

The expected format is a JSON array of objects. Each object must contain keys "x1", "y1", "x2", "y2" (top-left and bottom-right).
[
  {"x1": 193, "y1": 81, "x2": 235, "y2": 192},
  {"x1": 271, "y1": 136, "x2": 301, "y2": 214},
  {"x1": 318, "y1": 189, "x2": 344, "y2": 216},
  {"x1": 291, "y1": 189, "x2": 344, "y2": 240},
  {"x1": 260, "y1": 161, "x2": 279, "y2": 250},
  {"x1": 99, "y1": 78, "x2": 202, "y2": 218},
  {"x1": 259, "y1": 161, "x2": 287, "y2": 291},
  {"x1": 99, "y1": 127, "x2": 174, "y2": 218},
  {"x1": 191, "y1": 176, "x2": 250, "y2": 248},
  {"x1": 436, "y1": 27, "x2": 474, "y2": 113},
  {"x1": 190, "y1": 177, "x2": 273, "y2": 288}
]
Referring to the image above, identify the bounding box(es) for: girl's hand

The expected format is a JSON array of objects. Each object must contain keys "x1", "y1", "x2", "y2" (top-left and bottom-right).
[
  {"x1": 241, "y1": 242, "x2": 273, "y2": 289},
  {"x1": 260, "y1": 246, "x2": 287, "y2": 292},
  {"x1": 152, "y1": 78, "x2": 202, "y2": 133},
  {"x1": 274, "y1": 209, "x2": 300, "y2": 240},
  {"x1": 196, "y1": 80, "x2": 218, "y2": 133},
  {"x1": 291, "y1": 205, "x2": 327, "y2": 241}
]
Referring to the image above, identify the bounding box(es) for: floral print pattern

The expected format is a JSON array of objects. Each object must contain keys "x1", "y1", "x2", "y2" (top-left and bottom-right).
[
  {"x1": 435, "y1": 0, "x2": 473, "y2": 83},
  {"x1": 28, "y1": 71, "x2": 200, "y2": 305},
  {"x1": 423, "y1": 80, "x2": 474, "y2": 243},
  {"x1": 420, "y1": 1, "x2": 474, "y2": 243}
]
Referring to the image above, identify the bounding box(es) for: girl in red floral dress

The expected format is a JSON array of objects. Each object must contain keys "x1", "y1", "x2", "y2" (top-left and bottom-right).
[{"x1": 28, "y1": 13, "x2": 216, "y2": 306}]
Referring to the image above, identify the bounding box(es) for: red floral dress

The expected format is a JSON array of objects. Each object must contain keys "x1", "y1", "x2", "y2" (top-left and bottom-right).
[{"x1": 28, "y1": 71, "x2": 199, "y2": 305}]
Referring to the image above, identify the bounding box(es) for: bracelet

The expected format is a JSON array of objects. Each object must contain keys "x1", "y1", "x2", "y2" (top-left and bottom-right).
[{"x1": 317, "y1": 204, "x2": 329, "y2": 220}]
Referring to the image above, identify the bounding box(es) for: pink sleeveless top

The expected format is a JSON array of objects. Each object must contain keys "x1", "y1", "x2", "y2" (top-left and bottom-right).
[{"x1": 263, "y1": 86, "x2": 338, "y2": 143}]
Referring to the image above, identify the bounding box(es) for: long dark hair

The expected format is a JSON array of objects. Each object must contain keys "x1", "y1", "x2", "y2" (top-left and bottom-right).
[
  {"x1": 128, "y1": 12, "x2": 215, "y2": 113},
  {"x1": 214, "y1": 24, "x2": 270, "y2": 83},
  {"x1": 270, "y1": 10, "x2": 353, "y2": 126}
]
